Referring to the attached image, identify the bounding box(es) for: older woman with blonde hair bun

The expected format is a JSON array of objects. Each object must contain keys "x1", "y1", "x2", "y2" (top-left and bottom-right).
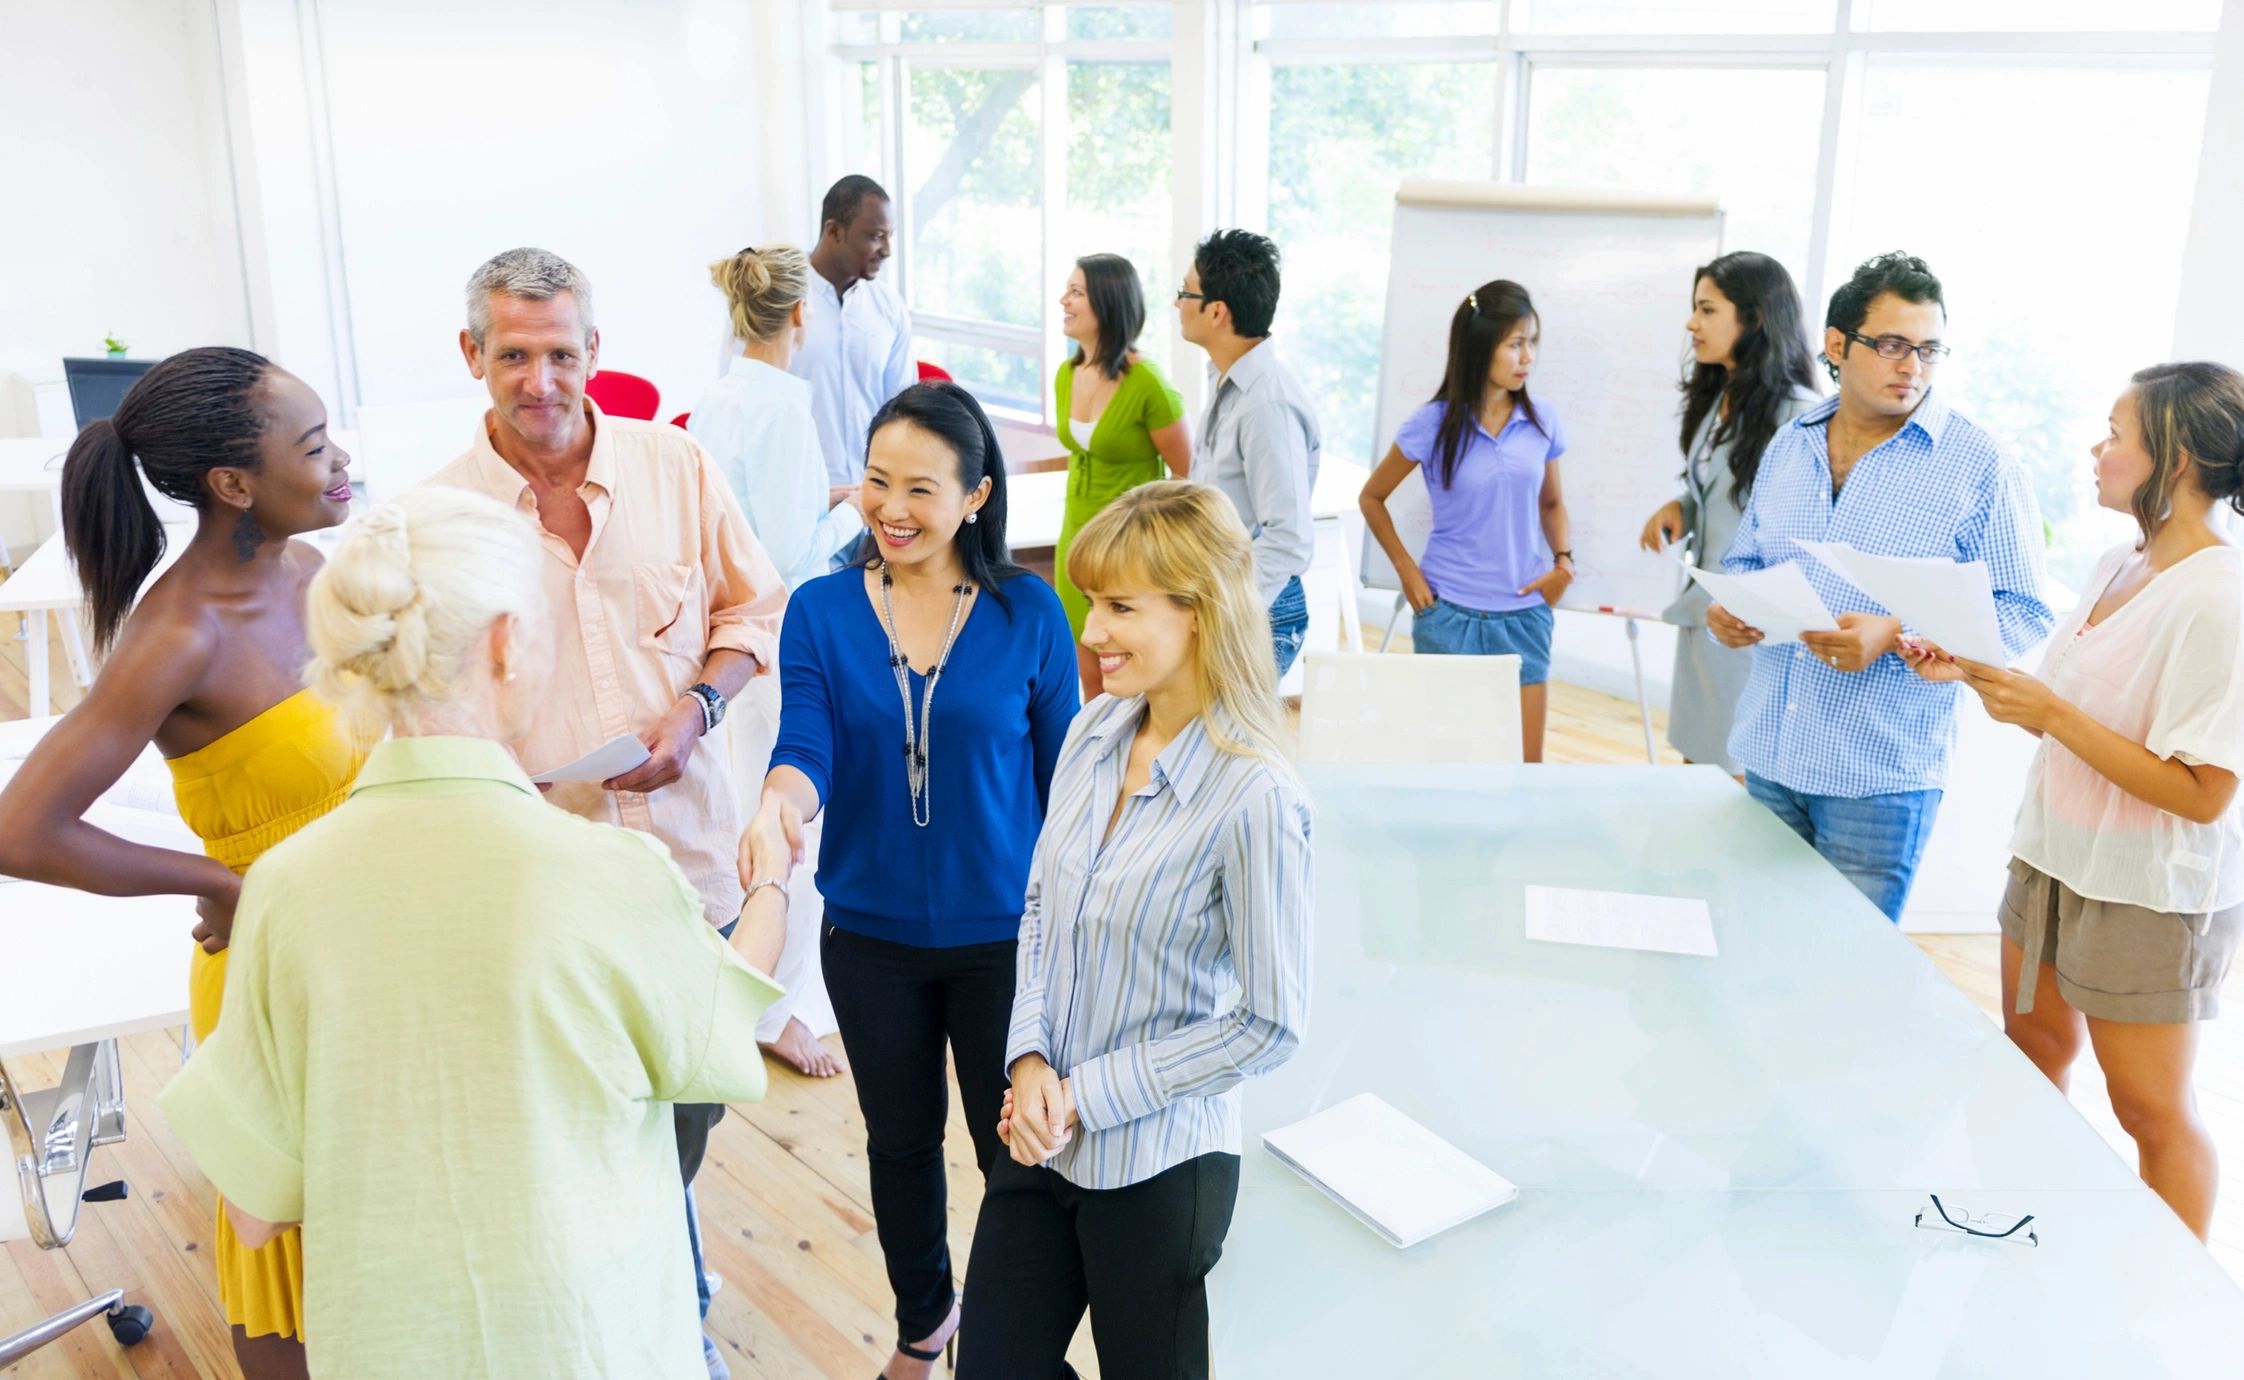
[
  {"x1": 960, "y1": 480, "x2": 1312, "y2": 1380},
  {"x1": 160, "y1": 485, "x2": 792, "y2": 1380}
]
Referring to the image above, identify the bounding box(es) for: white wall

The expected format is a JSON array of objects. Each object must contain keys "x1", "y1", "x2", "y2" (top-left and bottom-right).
[
  {"x1": 0, "y1": 0, "x2": 250, "y2": 552},
  {"x1": 293, "y1": 0, "x2": 780, "y2": 425},
  {"x1": 0, "y1": 0, "x2": 251, "y2": 392},
  {"x1": 2173, "y1": 0, "x2": 2244, "y2": 365}
]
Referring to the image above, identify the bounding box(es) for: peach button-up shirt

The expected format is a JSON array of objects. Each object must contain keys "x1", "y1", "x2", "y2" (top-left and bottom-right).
[{"x1": 428, "y1": 400, "x2": 787, "y2": 926}]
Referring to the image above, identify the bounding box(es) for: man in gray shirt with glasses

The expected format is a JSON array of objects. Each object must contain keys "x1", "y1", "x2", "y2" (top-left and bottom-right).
[{"x1": 1176, "y1": 228, "x2": 1321, "y2": 674}]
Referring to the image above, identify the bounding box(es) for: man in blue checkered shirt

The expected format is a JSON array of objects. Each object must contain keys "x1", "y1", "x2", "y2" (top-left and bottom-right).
[{"x1": 1708, "y1": 252, "x2": 2053, "y2": 922}]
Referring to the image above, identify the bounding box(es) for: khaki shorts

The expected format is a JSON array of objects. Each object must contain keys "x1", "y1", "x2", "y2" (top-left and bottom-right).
[{"x1": 1999, "y1": 858, "x2": 2243, "y2": 1023}]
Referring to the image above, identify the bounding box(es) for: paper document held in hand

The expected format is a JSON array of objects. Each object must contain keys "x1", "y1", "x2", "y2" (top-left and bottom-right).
[{"x1": 1685, "y1": 562, "x2": 1837, "y2": 645}]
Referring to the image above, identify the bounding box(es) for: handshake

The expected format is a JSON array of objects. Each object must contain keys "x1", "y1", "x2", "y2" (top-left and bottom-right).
[{"x1": 999, "y1": 1054, "x2": 1080, "y2": 1167}]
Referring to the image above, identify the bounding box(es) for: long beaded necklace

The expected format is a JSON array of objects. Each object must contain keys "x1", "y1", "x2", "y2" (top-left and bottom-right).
[{"x1": 877, "y1": 560, "x2": 972, "y2": 827}]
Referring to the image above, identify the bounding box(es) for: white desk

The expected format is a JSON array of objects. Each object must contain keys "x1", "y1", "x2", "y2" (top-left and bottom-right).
[
  {"x1": 0, "y1": 523, "x2": 187, "y2": 717},
  {"x1": 1213, "y1": 766, "x2": 2244, "y2": 1377},
  {"x1": 0, "y1": 435, "x2": 70, "y2": 512},
  {"x1": 0, "y1": 717, "x2": 188, "y2": 1361}
]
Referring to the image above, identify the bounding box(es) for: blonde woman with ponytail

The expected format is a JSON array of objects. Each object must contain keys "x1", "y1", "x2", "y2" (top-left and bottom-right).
[
  {"x1": 960, "y1": 481, "x2": 1312, "y2": 1380},
  {"x1": 691, "y1": 241, "x2": 856, "y2": 1080},
  {"x1": 160, "y1": 486, "x2": 791, "y2": 1380}
]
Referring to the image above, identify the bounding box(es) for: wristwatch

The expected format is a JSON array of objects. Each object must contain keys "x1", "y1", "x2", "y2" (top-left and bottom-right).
[{"x1": 685, "y1": 682, "x2": 727, "y2": 733}]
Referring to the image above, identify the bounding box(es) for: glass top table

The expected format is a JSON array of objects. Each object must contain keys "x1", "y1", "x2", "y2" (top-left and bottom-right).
[{"x1": 1211, "y1": 765, "x2": 2244, "y2": 1376}]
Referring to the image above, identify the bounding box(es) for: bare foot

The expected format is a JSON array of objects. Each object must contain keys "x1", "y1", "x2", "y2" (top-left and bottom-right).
[
  {"x1": 759, "y1": 1016, "x2": 843, "y2": 1078},
  {"x1": 881, "y1": 1298, "x2": 961, "y2": 1380}
]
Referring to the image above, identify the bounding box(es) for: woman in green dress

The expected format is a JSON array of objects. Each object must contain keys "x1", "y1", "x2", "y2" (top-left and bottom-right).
[{"x1": 1055, "y1": 252, "x2": 1193, "y2": 696}]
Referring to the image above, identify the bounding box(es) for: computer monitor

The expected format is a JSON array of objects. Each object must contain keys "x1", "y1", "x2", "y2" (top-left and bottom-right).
[{"x1": 63, "y1": 357, "x2": 156, "y2": 429}]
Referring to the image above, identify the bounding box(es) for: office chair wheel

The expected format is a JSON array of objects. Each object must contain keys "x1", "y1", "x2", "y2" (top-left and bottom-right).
[{"x1": 105, "y1": 1304, "x2": 153, "y2": 1346}]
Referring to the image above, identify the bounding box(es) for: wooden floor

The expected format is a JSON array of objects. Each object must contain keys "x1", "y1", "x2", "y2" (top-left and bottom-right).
[{"x1": 5, "y1": 621, "x2": 2242, "y2": 1377}]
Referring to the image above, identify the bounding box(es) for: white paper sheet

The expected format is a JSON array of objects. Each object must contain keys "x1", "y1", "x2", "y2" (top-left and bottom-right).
[
  {"x1": 1524, "y1": 884, "x2": 1718, "y2": 958},
  {"x1": 1685, "y1": 562, "x2": 1837, "y2": 645},
  {"x1": 1262, "y1": 1093, "x2": 1518, "y2": 1249},
  {"x1": 529, "y1": 733, "x2": 651, "y2": 786},
  {"x1": 1793, "y1": 538, "x2": 2008, "y2": 665}
]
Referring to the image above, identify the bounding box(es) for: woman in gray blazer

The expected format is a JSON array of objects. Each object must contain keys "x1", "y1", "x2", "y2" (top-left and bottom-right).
[{"x1": 1641, "y1": 252, "x2": 1822, "y2": 772}]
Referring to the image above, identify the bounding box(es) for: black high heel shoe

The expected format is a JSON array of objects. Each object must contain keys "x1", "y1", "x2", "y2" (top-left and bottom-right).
[
  {"x1": 879, "y1": 1299, "x2": 958, "y2": 1378},
  {"x1": 883, "y1": 1332, "x2": 953, "y2": 1376}
]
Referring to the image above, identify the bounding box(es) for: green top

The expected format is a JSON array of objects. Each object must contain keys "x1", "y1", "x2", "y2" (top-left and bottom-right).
[
  {"x1": 1053, "y1": 353, "x2": 1187, "y2": 634},
  {"x1": 160, "y1": 735, "x2": 779, "y2": 1380}
]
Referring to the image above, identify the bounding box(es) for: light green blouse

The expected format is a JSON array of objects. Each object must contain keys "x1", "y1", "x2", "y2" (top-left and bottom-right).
[
  {"x1": 1053, "y1": 354, "x2": 1187, "y2": 634},
  {"x1": 160, "y1": 735, "x2": 779, "y2": 1380}
]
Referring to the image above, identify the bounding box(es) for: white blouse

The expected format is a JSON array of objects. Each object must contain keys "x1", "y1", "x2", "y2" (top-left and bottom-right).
[
  {"x1": 689, "y1": 358, "x2": 865, "y2": 590},
  {"x1": 2008, "y1": 542, "x2": 2244, "y2": 914}
]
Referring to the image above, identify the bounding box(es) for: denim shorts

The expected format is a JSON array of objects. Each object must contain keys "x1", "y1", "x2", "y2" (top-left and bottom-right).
[{"x1": 1410, "y1": 598, "x2": 1554, "y2": 684}]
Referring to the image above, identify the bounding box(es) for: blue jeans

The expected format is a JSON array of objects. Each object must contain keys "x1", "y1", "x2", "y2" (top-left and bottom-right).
[
  {"x1": 1269, "y1": 576, "x2": 1308, "y2": 676},
  {"x1": 1745, "y1": 773, "x2": 1942, "y2": 923}
]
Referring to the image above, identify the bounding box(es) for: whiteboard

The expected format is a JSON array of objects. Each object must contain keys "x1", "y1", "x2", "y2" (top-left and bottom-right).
[{"x1": 1366, "y1": 181, "x2": 1723, "y2": 618}]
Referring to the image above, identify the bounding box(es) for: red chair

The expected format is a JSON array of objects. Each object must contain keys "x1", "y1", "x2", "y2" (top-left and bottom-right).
[
  {"x1": 669, "y1": 412, "x2": 692, "y2": 430},
  {"x1": 916, "y1": 360, "x2": 953, "y2": 383},
  {"x1": 585, "y1": 370, "x2": 660, "y2": 420}
]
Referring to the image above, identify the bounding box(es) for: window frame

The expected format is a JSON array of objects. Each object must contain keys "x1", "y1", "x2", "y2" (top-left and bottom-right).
[{"x1": 825, "y1": 0, "x2": 2218, "y2": 434}]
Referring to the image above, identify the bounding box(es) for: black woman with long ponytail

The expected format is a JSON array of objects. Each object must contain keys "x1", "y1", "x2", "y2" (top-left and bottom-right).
[
  {"x1": 742, "y1": 381, "x2": 1080, "y2": 1377},
  {"x1": 0, "y1": 346, "x2": 362, "y2": 1380}
]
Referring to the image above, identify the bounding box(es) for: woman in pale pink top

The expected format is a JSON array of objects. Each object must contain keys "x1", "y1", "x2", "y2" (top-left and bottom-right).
[{"x1": 1902, "y1": 361, "x2": 2244, "y2": 1241}]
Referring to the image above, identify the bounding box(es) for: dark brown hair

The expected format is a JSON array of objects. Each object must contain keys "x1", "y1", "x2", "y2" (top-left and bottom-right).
[
  {"x1": 1426, "y1": 280, "x2": 1541, "y2": 489},
  {"x1": 2126, "y1": 361, "x2": 2244, "y2": 545}
]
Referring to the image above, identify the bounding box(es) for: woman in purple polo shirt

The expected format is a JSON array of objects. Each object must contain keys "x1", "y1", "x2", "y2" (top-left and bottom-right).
[{"x1": 1359, "y1": 279, "x2": 1573, "y2": 760}]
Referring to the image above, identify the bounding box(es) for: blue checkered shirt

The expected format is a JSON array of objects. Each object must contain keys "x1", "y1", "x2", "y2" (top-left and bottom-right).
[{"x1": 1721, "y1": 392, "x2": 2052, "y2": 797}]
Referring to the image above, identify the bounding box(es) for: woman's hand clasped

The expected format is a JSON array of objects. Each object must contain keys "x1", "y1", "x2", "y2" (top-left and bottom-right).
[{"x1": 1002, "y1": 1055, "x2": 1077, "y2": 1165}]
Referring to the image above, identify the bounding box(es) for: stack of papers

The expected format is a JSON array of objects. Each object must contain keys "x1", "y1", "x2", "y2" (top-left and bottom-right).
[
  {"x1": 1794, "y1": 539, "x2": 2008, "y2": 664},
  {"x1": 1684, "y1": 562, "x2": 1836, "y2": 644},
  {"x1": 1262, "y1": 1093, "x2": 1518, "y2": 1248},
  {"x1": 1524, "y1": 884, "x2": 1718, "y2": 958}
]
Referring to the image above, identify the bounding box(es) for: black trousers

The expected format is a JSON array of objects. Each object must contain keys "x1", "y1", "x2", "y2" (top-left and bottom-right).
[
  {"x1": 956, "y1": 1151, "x2": 1241, "y2": 1380},
  {"x1": 822, "y1": 922, "x2": 1016, "y2": 1340}
]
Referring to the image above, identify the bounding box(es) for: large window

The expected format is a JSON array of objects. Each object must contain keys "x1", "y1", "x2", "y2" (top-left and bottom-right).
[
  {"x1": 832, "y1": 3, "x2": 2222, "y2": 589},
  {"x1": 1837, "y1": 58, "x2": 2212, "y2": 586},
  {"x1": 834, "y1": 5, "x2": 1174, "y2": 421}
]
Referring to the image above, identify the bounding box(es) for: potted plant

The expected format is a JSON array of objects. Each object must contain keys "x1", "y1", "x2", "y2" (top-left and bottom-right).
[{"x1": 103, "y1": 334, "x2": 128, "y2": 359}]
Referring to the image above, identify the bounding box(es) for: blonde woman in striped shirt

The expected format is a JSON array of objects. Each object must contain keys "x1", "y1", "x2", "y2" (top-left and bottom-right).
[{"x1": 960, "y1": 481, "x2": 1313, "y2": 1380}]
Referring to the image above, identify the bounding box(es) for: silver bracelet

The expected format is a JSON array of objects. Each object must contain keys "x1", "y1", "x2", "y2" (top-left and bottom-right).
[{"x1": 744, "y1": 877, "x2": 788, "y2": 903}]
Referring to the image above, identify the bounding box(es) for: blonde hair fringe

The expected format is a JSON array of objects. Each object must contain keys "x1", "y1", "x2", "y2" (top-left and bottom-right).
[{"x1": 1066, "y1": 481, "x2": 1296, "y2": 772}]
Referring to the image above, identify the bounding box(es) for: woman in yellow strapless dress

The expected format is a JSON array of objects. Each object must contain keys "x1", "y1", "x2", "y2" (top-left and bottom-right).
[
  {"x1": 0, "y1": 347, "x2": 361, "y2": 1380},
  {"x1": 170, "y1": 687, "x2": 366, "y2": 1339}
]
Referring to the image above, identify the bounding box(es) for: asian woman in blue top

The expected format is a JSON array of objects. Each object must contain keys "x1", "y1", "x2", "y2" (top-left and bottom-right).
[
  {"x1": 1359, "y1": 279, "x2": 1574, "y2": 760},
  {"x1": 743, "y1": 382, "x2": 1078, "y2": 1380}
]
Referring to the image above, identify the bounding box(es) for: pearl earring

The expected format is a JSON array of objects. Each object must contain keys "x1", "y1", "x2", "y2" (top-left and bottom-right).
[{"x1": 965, "y1": 512, "x2": 979, "y2": 525}]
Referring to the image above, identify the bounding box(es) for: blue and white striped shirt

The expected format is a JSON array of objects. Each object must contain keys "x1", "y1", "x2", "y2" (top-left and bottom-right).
[
  {"x1": 1005, "y1": 694, "x2": 1314, "y2": 1191},
  {"x1": 1722, "y1": 391, "x2": 2053, "y2": 797}
]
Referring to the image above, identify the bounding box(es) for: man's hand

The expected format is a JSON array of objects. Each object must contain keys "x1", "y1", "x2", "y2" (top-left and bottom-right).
[
  {"x1": 604, "y1": 698, "x2": 704, "y2": 793},
  {"x1": 828, "y1": 485, "x2": 859, "y2": 511},
  {"x1": 1799, "y1": 612, "x2": 1904, "y2": 674},
  {"x1": 1706, "y1": 603, "x2": 1764, "y2": 649}
]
